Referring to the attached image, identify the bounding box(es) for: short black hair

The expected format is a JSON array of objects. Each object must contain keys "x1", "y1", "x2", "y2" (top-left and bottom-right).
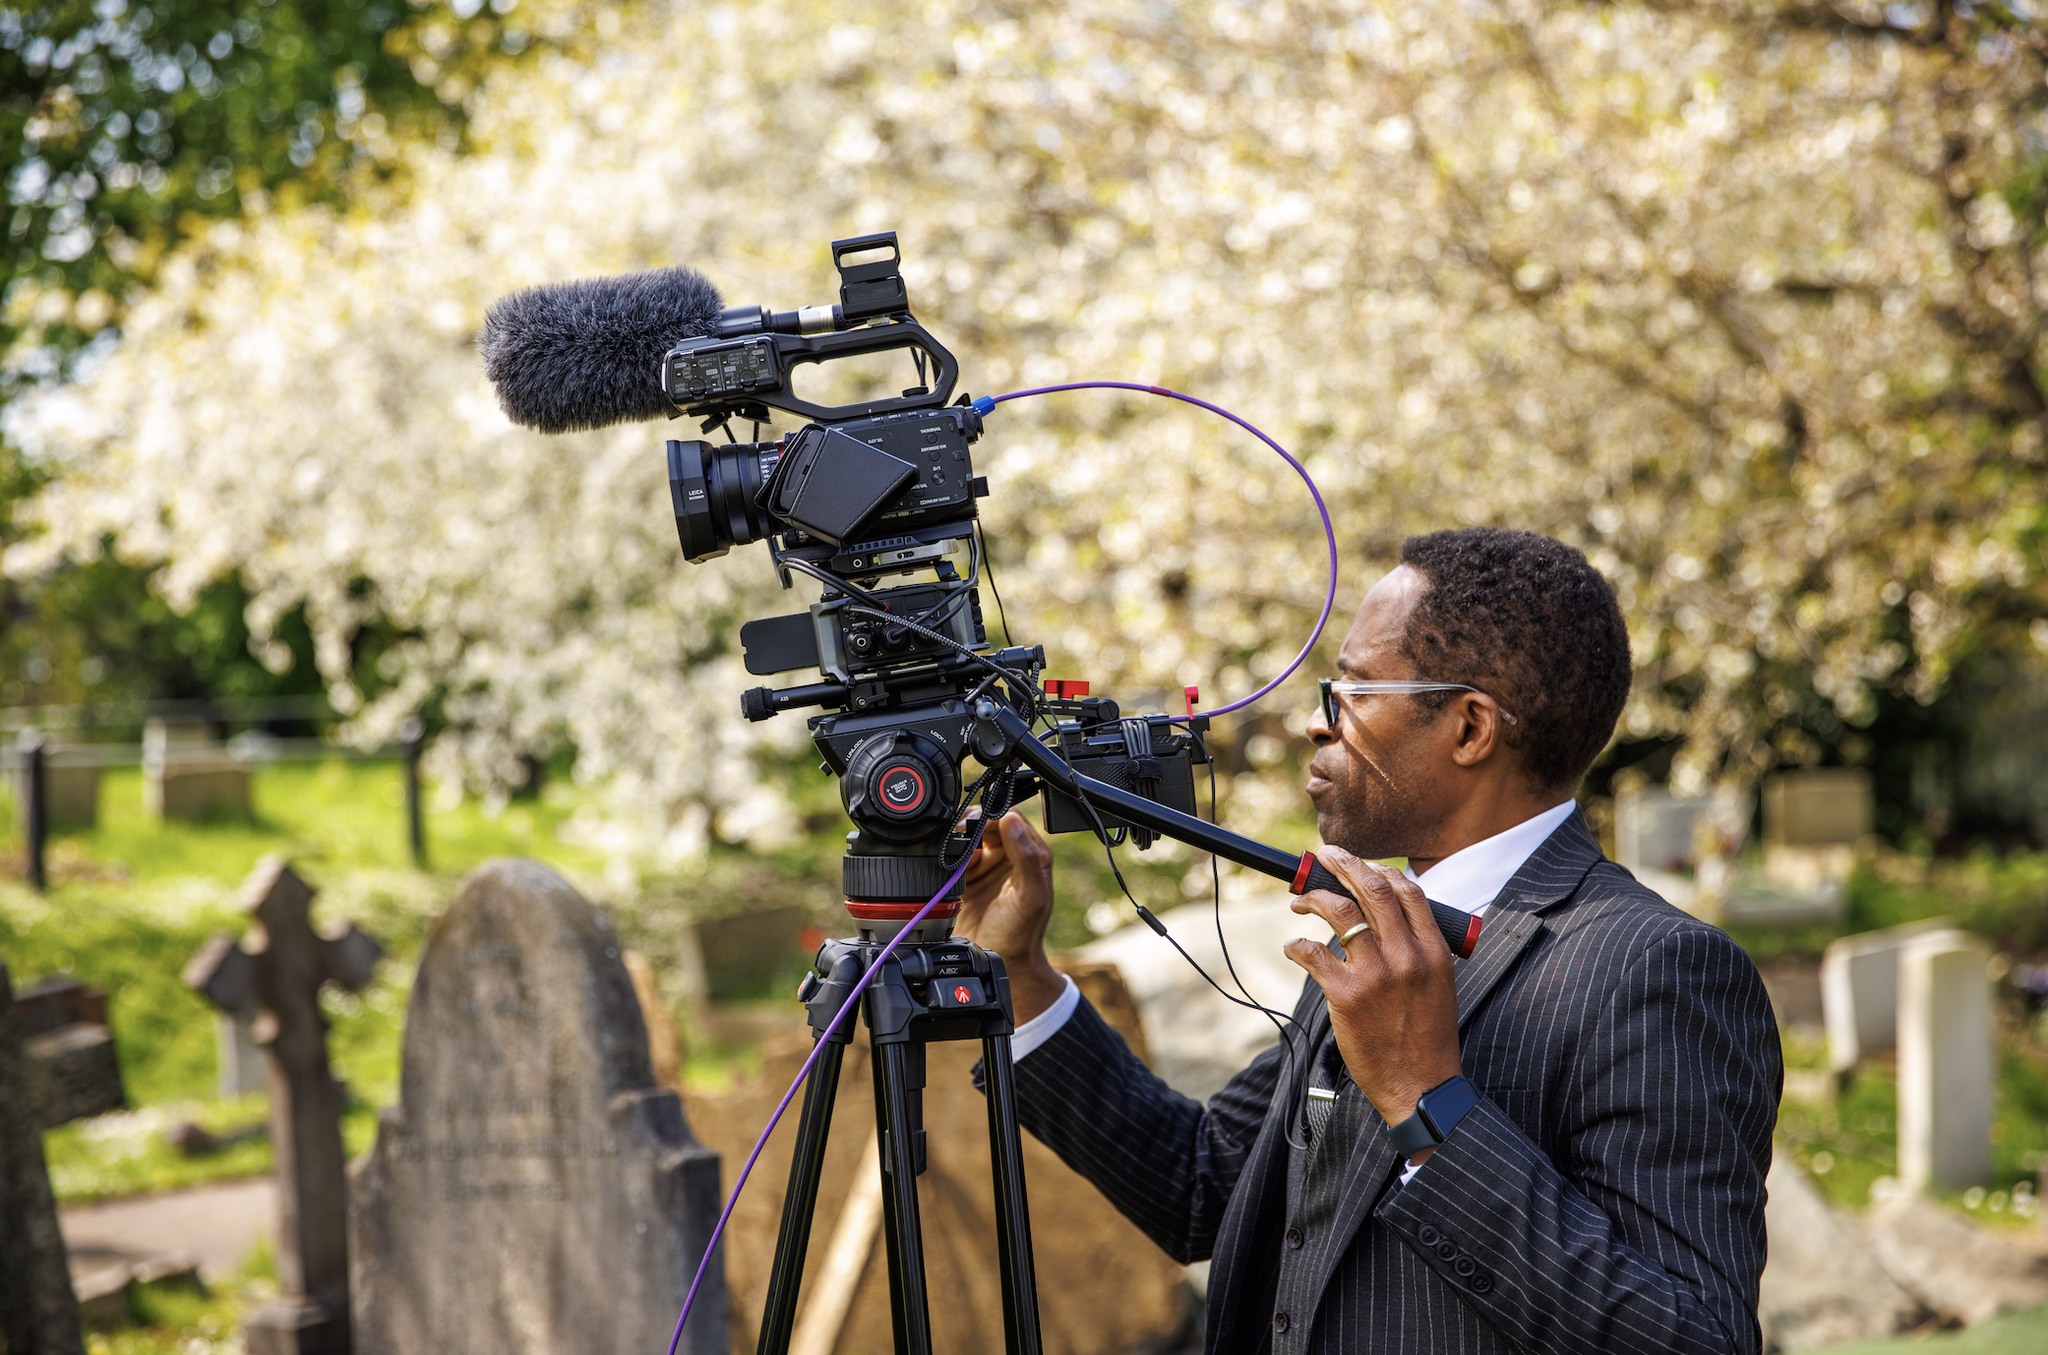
[{"x1": 1396, "y1": 527, "x2": 1631, "y2": 792}]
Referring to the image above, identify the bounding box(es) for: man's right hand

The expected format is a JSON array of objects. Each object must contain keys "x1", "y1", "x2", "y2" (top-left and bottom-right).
[{"x1": 956, "y1": 809, "x2": 1067, "y2": 1024}]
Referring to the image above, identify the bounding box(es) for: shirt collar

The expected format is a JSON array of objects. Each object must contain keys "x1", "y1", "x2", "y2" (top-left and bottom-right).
[{"x1": 1402, "y1": 799, "x2": 1579, "y2": 915}]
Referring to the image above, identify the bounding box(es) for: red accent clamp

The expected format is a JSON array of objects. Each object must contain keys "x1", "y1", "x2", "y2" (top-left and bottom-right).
[
  {"x1": 1184, "y1": 685, "x2": 1200, "y2": 719},
  {"x1": 1045, "y1": 679, "x2": 1091, "y2": 699}
]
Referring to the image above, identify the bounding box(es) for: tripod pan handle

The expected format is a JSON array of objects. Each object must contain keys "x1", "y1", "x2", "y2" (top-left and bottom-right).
[{"x1": 1290, "y1": 853, "x2": 1482, "y2": 959}]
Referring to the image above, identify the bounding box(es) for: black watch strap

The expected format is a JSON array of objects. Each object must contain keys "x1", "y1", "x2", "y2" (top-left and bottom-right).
[{"x1": 1387, "y1": 1074, "x2": 1479, "y2": 1158}]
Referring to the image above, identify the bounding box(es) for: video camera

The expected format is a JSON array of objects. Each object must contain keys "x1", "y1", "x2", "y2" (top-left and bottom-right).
[{"x1": 659, "y1": 233, "x2": 1207, "y2": 935}]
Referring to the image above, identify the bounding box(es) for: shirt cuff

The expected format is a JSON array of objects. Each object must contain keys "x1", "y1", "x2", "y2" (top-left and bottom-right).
[
  {"x1": 1397, "y1": 1157, "x2": 1426, "y2": 1186},
  {"x1": 1007, "y1": 974, "x2": 1080, "y2": 1061}
]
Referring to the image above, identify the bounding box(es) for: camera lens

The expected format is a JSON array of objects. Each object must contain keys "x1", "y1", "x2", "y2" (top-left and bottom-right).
[{"x1": 667, "y1": 439, "x2": 783, "y2": 563}]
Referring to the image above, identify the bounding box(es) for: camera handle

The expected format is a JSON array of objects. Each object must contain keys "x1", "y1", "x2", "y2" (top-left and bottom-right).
[{"x1": 971, "y1": 701, "x2": 1482, "y2": 959}]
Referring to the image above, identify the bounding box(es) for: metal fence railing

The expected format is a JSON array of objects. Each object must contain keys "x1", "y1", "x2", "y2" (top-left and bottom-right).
[{"x1": 4, "y1": 705, "x2": 428, "y2": 891}]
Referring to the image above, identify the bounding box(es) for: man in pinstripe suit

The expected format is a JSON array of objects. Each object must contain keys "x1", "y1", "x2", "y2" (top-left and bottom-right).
[{"x1": 960, "y1": 527, "x2": 1782, "y2": 1353}]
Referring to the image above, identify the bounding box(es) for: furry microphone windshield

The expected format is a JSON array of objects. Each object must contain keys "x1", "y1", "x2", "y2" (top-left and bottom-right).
[{"x1": 480, "y1": 266, "x2": 724, "y2": 433}]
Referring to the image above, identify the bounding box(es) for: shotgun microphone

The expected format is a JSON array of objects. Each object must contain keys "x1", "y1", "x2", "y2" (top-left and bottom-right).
[{"x1": 479, "y1": 266, "x2": 724, "y2": 433}]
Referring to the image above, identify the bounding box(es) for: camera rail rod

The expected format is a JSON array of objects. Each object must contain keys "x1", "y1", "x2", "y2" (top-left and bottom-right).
[{"x1": 973, "y1": 702, "x2": 1482, "y2": 959}]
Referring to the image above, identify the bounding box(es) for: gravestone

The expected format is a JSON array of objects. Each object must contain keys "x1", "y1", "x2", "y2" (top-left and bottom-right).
[
  {"x1": 0, "y1": 963, "x2": 88, "y2": 1355},
  {"x1": 144, "y1": 716, "x2": 251, "y2": 822},
  {"x1": 1819, "y1": 921, "x2": 1949, "y2": 1074},
  {"x1": 186, "y1": 859, "x2": 382, "y2": 1355},
  {"x1": 14, "y1": 977, "x2": 126, "y2": 1131},
  {"x1": 13, "y1": 741, "x2": 98, "y2": 832},
  {"x1": 1897, "y1": 930, "x2": 1995, "y2": 1192},
  {"x1": 1762, "y1": 768, "x2": 1872, "y2": 892},
  {"x1": 1614, "y1": 785, "x2": 1749, "y2": 876},
  {"x1": 350, "y1": 859, "x2": 727, "y2": 1355}
]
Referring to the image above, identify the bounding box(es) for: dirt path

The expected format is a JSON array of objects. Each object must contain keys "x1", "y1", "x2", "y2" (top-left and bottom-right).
[{"x1": 60, "y1": 1175, "x2": 274, "y2": 1287}]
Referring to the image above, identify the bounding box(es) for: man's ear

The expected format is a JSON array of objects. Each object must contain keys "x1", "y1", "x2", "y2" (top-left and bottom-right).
[{"x1": 1447, "y1": 693, "x2": 1508, "y2": 769}]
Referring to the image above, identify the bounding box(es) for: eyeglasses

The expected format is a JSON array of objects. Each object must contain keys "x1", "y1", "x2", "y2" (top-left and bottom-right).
[{"x1": 1318, "y1": 678, "x2": 1518, "y2": 729}]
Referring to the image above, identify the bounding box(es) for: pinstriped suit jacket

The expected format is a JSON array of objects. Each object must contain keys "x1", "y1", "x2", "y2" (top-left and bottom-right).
[{"x1": 1008, "y1": 811, "x2": 1781, "y2": 1353}]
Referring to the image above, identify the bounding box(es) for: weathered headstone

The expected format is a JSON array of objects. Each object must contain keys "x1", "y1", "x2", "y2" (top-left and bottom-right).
[
  {"x1": 1761, "y1": 768, "x2": 1872, "y2": 893},
  {"x1": 0, "y1": 963, "x2": 88, "y2": 1355},
  {"x1": 186, "y1": 858, "x2": 382, "y2": 1355},
  {"x1": 1897, "y1": 930, "x2": 1995, "y2": 1192},
  {"x1": 14, "y1": 977, "x2": 126, "y2": 1132},
  {"x1": 14, "y1": 733, "x2": 98, "y2": 839},
  {"x1": 1765, "y1": 768, "x2": 1876, "y2": 845},
  {"x1": 1819, "y1": 921, "x2": 1949, "y2": 1074},
  {"x1": 144, "y1": 716, "x2": 251, "y2": 822},
  {"x1": 349, "y1": 859, "x2": 727, "y2": 1355},
  {"x1": 1614, "y1": 785, "x2": 1749, "y2": 876}
]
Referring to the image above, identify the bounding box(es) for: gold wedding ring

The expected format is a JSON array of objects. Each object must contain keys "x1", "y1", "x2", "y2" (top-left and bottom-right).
[{"x1": 1337, "y1": 921, "x2": 1372, "y2": 946}]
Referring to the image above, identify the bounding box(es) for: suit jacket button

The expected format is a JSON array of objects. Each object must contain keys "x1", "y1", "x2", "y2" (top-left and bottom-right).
[
  {"x1": 1471, "y1": 1273, "x2": 1493, "y2": 1294},
  {"x1": 1435, "y1": 1240, "x2": 1458, "y2": 1261},
  {"x1": 1285, "y1": 1228, "x2": 1305, "y2": 1250},
  {"x1": 1417, "y1": 1224, "x2": 1440, "y2": 1246},
  {"x1": 1273, "y1": 1312, "x2": 1291, "y2": 1334},
  {"x1": 1454, "y1": 1256, "x2": 1476, "y2": 1277}
]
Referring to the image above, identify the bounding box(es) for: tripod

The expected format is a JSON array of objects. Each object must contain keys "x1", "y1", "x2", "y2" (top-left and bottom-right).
[{"x1": 753, "y1": 927, "x2": 1042, "y2": 1355}]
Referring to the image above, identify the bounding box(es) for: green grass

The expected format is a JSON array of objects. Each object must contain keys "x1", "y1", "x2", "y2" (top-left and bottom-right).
[
  {"x1": 78, "y1": 1234, "x2": 276, "y2": 1355},
  {"x1": 1, "y1": 755, "x2": 1218, "y2": 1204},
  {"x1": 1776, "y1": 1025, "x2": 2048, "y2": 1229},
  {"x1": 1815, "y1": 1304, "x2": 2048, "y2": 1353}
]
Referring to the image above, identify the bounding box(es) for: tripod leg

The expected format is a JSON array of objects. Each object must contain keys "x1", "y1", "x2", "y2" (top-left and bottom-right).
[
  {"x1": 980, "y1": 1034, "x2": 1044, "y2": 1355},
  {"x1": 756, "y1": 1037, "x2": 847, "y2": 1355},
  {"x1": 872, "y1": 1041, "x2": 933, "y2": 1355}
]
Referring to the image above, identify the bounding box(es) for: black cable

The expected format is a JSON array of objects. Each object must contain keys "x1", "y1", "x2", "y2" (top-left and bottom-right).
[
  {"x1": 782, "y1": 555, "x2": 887, "y2": 608},
  {"x1": 842, "y1": 602, "x2": 1039, "y2": 706},
  {"x1": 1060, "y1": 758, "x2": 1311, "y2": 1147},
  {"x1": 975, "y1": 521, "x2": 1015, "y2": 647},
  {"x1": 1190, "y1": 727, "x2": 1314, "y2": 1150}
]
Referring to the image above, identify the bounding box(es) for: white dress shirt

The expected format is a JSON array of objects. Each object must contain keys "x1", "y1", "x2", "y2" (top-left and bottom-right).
[
  {"x1": 1012, "y1": 798, "x2": 1578, "y2": 1064},
  {"x1": 1392, "y1": 797, "x2": 1577, "y2": 1181}
]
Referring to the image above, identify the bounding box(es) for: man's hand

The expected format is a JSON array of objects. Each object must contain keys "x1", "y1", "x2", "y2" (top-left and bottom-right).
[
  {"x1": 1284, "y1": 847, "x2": 1463, "y2": 1159},
  {"x1": 955, "y1": 810, "x2": 1067, "y2": 1024}
]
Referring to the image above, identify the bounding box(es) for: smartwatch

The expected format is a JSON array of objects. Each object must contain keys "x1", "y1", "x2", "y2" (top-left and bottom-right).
[{"x1": 1387, "y1": 1074, "x2": 1479, "y2": 1157}]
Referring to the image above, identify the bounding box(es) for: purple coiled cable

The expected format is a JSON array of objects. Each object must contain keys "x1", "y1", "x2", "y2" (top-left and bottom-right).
[
  {"x1": 663, "y1": 382, "x2": 1337, "y2": 1352},
  {"x1": 976, "y1": 382, "x2": 1341, "y2": 720}
]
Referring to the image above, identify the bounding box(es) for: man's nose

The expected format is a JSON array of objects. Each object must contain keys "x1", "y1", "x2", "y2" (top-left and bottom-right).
[{"x1": 1306, "y1": 703, "x2": 1336, "y2": 745}]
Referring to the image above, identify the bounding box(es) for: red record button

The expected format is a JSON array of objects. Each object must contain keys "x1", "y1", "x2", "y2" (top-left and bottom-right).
[{"x1": 877, "y1": 763, "x2": 928, "y2": 816}]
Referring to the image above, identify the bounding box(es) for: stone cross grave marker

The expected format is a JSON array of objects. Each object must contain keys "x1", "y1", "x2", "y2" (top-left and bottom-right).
[
  {"x1": 0, "y1": 963, "x2": 93, "y2": 1355},
  {"x1": 186, "y1": 858, "x2": 382, "y2": 1355},
  {"x1": 1897, "y1": 930, "x2": 1996, "y2": 1192},
  {"x1": 349, "y1": 859, "x2": 726, "y2": 1355}
]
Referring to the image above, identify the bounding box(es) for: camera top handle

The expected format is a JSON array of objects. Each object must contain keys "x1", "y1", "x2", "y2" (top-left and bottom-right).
[{"x1": 663, "y1": 232, "x2": 962, "y2": 425}]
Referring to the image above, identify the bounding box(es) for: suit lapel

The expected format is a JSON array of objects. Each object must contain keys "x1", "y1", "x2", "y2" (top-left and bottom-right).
[{"x1": 1293, "y1": 809, "x2": 1606, "y2": 1320}]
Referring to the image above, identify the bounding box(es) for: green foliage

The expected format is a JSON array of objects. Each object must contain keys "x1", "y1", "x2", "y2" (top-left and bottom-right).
[
  {"x1": 1848, "y1": 850, "x2": 2048, "y2": 954},
  {"x1": 1, "y1": 0, "x2": 541, "y2": 381}
]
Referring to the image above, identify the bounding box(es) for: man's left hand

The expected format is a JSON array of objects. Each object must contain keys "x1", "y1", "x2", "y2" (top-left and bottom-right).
[{"x1": 1284, "y1": 848, "x2": 1463, "y2": 1159}]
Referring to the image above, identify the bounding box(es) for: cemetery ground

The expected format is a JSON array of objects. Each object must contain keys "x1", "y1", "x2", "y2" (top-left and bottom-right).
[{"x1": 8, "y1": 762, "x2": 2048, "y2": 1353}]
